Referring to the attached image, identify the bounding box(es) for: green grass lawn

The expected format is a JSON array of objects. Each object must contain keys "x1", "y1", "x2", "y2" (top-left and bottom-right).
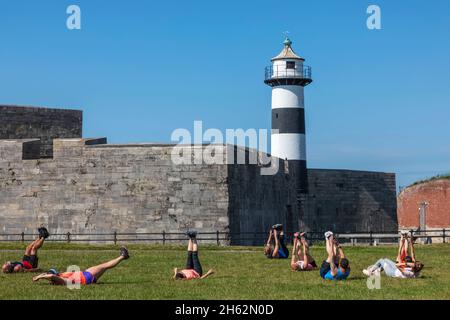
[{"x1": 0, "y1": 243, "x2": 449, "y2": 300}]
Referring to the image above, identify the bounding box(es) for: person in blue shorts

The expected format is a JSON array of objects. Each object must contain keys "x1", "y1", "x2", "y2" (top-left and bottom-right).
[
  {"x1": 319, "y1": 231, "x2": 350, "y2": 280},
  {"x1": 264, "y1": 224, "x2": 289, "y2": 259}
]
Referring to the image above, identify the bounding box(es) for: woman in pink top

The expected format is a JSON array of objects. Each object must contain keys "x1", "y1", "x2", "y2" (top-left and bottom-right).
[
  {"x1": 291, "y1": 232, "x2": 317, "y2": 271},
  {"x1": 173, "y1": 231, "x2": 214, "y2": 281}
]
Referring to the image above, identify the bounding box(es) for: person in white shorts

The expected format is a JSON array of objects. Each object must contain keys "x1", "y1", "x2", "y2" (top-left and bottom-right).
[{"x1": 291, "y1": 232, "x2": 317, "y2": 271}]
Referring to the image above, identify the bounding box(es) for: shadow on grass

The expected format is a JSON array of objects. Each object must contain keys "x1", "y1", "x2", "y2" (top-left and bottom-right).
[{"x1": 96, "y1": 280, "x2": 156, "y2": 285}]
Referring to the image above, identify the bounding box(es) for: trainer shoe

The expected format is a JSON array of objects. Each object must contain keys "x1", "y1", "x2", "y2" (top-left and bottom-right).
[
  {"x1": 186, "y1": 230, "x2": 198, "y2": 239},
  {"x1": 48, "y1": 268, "x2": 59, "y2": 275},
  {"x1": 362, "y1": 269, "x2": 372, "y2": 276},
  {"x1": 38, "y1": 226, "x2": 50, "y2": 239},
  {"x1": 272, "y1": 224, "x2": 283, "y2": 231},
  {"x1": 120, "y1": 246, "x2": 130, "y2": 260},
  {"x1": 324, "y1": 231, "x2": 333, "y2": 239}
]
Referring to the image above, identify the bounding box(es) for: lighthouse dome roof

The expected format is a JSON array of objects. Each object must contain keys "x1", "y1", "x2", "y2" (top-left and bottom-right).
[{"x1": 271, "y1": 37, "x2": 305, "y2": 61}]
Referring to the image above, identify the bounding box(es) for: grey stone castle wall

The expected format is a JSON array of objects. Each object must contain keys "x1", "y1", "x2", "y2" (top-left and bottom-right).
[
  {"x1": 0, "y1": 140, "x2": 230, "y2": 242},
  {"x1": 227, "y1": 151, "x2": 298, "y2": 245},
  {"x1": 303, "y1": 169, "x2": 398, "y2": 233},
  {"x1": 0, "y1": 105, "x2": 82, "y2": 158}
]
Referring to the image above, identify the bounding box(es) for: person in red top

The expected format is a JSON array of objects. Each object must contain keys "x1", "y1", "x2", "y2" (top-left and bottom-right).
[
  {"x1": 2, "y1": 226, "x2": 49, "y2": 274},
  {"x1": 32, "y1": 247, "x2": 130, "y2": 286},
  {"x1": 173, "y1": 231, "x2": 214, "y2": 280}
]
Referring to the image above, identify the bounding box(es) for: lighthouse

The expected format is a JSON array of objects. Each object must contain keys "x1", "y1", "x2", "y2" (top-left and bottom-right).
[{"x1": 264, "y1": 37, "x2": 312, "y2": 193}]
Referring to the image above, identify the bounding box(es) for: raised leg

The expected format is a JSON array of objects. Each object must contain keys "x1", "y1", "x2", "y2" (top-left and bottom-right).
[
  {"x1": 396, "y1": 235, "x2": 406, "y2": 262},
  {"x1": 24, "y1": 237, "x2": 44, "y2": 256},
  {"x1": 301, "y1": 237, "x2": 310, "y2": 267},
  {"x1": 85, "y1": 256, "x2": 126, "y2": 281},
  {"x1": 291, "y1": 237, "x2": 299, "y2": 269},
  {"x1": 326, "y1": 236, "x2": 337, "y2": 276},
  {"x1": 272, "y1": 229, "x2": 280, "y2": 258}
]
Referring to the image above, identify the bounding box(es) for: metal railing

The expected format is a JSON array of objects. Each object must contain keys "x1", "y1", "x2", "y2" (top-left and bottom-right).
[
  {"x1": 265, "y1": 65, "x2": 312, "y2": 81},
  {"x1": 0, "y1": 229, "x2": 448, "y2": 246}
]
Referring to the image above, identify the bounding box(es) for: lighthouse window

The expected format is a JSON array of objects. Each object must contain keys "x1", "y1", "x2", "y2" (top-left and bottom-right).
[{"x1": 286, "y1": 61, "x2": 296, "y2": 69}]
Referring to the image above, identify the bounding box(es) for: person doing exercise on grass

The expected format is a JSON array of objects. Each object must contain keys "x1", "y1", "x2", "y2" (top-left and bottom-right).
[
  {"x1": 32, "y1": 247, "x2": 130, "y2": 285},
  {"x1": 291, "y1": 232, "x2": 317, "y2": 271},
  {"x1": 363, "y1": 232, "x2": 423, "y2": 278},
  {"x1": 2, "y1": 226, "x2": 49, "y2": 274},
  {"x1": 173, "y1": 231, "x2": 214, "y2": 280},
  {"x1": 319, "y1": 231, "x2": 350, "y2": 281},
  {"x1": 264, "y1": 224, "x2": 289, "y2": 259}
]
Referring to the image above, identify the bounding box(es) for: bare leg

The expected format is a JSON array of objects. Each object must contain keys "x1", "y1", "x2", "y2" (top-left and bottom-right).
[
  {"x1": 301, "y1": 237, "x2": 310, "y2": 267},
  {"x1": 403, "y1": 236, "x2": 409, "y2": 257},
  {"x1": 408, "y1": 236, "x2": 416, "y2": 262},
  {"x1": 192, "y1": 238, "x2": 198, "y2": 252},
  {"x1": 30, "y1": 237, "x2": 45, "y2": 255},
  {"x1": 85, "y1": 256, "x2": 126, "y2": 281},
  {"x1": 273, "y1": 229, "x2": 280, "y2": 258},
  {"x1": 266, "y1": 229, "x2": 273, "y2": 246},
  {"x1": 24, "y1": 237, "x2": 43, "y2": 256},
  {"x1": 396, "y1": 236, "x2": 406, "y2": 262},
  {"x1": 326, "y1": 236, "x2": 337, "y2": 276},
  {"x1": 291, "y1": 238, "x2": 299, "y2": 269},
  {"x1": 188, "y1": 238, "x2": 194, "y2": 252}
]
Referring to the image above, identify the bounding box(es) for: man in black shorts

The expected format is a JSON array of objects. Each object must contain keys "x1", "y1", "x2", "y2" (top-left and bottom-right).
[{"x1": 2, "y1": 226, "x2": 50, "y2": 273}]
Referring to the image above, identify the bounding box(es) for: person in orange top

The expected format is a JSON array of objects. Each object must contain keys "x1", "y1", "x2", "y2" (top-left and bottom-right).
[
  {"x1": 32, "y1": 247, "x2": 129, "y2": 286},
  {"x1": 173, "y1": 231, "x2": 214, "y2": 280}
]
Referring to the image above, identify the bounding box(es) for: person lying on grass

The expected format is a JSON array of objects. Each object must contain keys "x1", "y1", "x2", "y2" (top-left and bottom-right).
[
  {"x1": 396, "y1": 231, "x2": 423, "y2": 272},
  {"x1": 319, "y1": 231, "x2": 350, "y2": 281},
  {"x1": 32, "y1": 247, "x2": 129, "y2": 285},
  {"x1": 363, "y1": 232, "x2": 423, "y2": 278},
  {"x1": 173, "y1": 231, "x2": 214, "y2": 280},
  {"x1": 264, "y1": 224, "x2": 289, "y2": 259},
  {"x1": 291, "y1": 232, "x2": 317, "y2": 271},
  {"x1": 2, "y1": 226, "x2": 49, "y2": 274}
]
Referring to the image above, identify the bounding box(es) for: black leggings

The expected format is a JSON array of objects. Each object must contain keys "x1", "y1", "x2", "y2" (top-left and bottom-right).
[{"x1": 186, "y1": 251, "x2": 203, "y2": 276}]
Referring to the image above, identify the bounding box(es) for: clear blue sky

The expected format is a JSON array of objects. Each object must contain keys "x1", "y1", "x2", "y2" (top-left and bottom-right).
[{"x1": 0, "y1": 0, "x2": 449, "y2": 189}]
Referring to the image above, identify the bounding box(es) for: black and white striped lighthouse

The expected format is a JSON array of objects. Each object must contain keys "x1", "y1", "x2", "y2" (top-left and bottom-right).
[{"x1": 264, "y1": 37, "x2": 312, "y2": 193}]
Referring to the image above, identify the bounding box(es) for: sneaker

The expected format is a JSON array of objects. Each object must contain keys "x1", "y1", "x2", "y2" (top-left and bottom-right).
[
  {"x1": 38, "y1": 226, "x2": 50, "y2": 239},
  {"x1": 272, "y1": 224, "x2": 283, "y2": 231},
  {"x1": 186, "y1": 230, "x2": 198, "y2": 239},
  {"x1": 48, "y1": 268, "x2": 59, "y2": 275},
  {"x1": 362, "y1": 269, "x2": 372, "y2": 276},
  {"x1": 120, "y1": 246, "x2": 130, "y2": 260},
  {"x1": 400, "y1": 231, "x2": 409, "y2": 237},
  {"x1": 324, "y1": 231, "x2": 333, "y2": 239}
]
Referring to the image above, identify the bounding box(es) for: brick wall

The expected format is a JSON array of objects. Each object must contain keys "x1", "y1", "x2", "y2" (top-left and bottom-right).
[
  {"x1": 0, "y1": 105, "x2": 82, "y2": 158},
  {"x1": 397, "y1": 179, "x2": 450, "y2": 229}
]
